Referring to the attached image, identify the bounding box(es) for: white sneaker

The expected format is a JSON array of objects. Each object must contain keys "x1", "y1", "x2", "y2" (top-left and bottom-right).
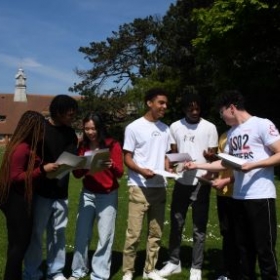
[
  {"x1": 68, "y1": 277, "x2": 79, "y2": 280},
  {"x1": 158, "y1": 261, "x2": 182, "y2": 277},
  {"x1": 189, "y1": 268, "x2": 202, "y2": 280},
  {"x1": 143, "y1": 270, "x2": 167, "y2": 280},
  {"x1": 47, "y1": 276, "x2": 67, "y2": 280},
  {"x1": 216, "y1": 276, "x2": 229, "y2": 280},
  {"x1": 122, "y1": 272, "x2": 133, "y2": 280}
]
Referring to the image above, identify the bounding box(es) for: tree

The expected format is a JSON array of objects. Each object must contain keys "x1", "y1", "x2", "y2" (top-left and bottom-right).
[
  {"x1": 192, "y1": 0, "x2": 280, "y2": 127},
  {"x1": 70, "y1": 16, "x2": 163, "y2": 94},
  {"x1": 70, "y1": 0, "x2": 216, "y2": 126}
]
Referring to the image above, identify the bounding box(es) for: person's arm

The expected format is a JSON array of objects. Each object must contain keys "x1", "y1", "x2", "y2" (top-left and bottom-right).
[
  {"x1": 185, "y1": 159, "x2": 226, "y2": 172},
  {"x1": 124, "y1": 150, "x2": 154, "y2": 179},
  {"x1": 165, "y1": 143, "x2": 178, "y2": 172},
  {"x1": 211, "y1": 176, "x2": 234, "y2": 190},
  {"x1": 11, "y1": 145, "x2": 58, "y2": 182},
  {"x1": 109, "y1": 141, "x2": 124, "y2": 178},
  {"x1": 240, "y1": 139, "x2": 280, "y2": 171}
]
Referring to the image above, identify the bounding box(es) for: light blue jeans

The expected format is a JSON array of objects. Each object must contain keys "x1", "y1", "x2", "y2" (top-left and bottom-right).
[
  {"x1": 23, "y1": 194, "x2": 68, "y2": 280},
  {"x1": 71, "y1": 188, "x2": 118, "y2": 280}
]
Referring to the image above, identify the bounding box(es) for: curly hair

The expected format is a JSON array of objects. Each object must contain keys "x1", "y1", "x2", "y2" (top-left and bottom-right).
[{"x1": 0, "y1": 110, "x2": 46, "y2": 205}]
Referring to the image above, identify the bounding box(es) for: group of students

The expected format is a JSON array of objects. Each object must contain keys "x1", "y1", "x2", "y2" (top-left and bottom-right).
[
  {"x1": 0, "y1": 88, "x2": 279, "y2": 280},
  {"x1": 121, "y1": 88, "x2": 280, "y2": 280},
  {"x1": 0, "y1": 94, "x2": 123, "y2": 280}
]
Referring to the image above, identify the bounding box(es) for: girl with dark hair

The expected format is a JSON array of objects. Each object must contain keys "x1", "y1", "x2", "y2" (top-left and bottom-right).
[
  {"x1": 68, "y1": 112, "x2": 124, "y2": 280},
  {"x1": 0, "y1": 110, "x2": 58, "y2": 280}
]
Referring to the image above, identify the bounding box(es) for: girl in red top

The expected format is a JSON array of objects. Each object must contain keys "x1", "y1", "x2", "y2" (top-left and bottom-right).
[
  {"x1": 69, "y1": 113, "x2": 123, "y2": 280},
  {"x1": 0, "y1": 111, "x2": 58, "y2": 280}
]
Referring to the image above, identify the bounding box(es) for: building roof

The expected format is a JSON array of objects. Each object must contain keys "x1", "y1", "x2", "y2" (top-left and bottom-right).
[{"x1": 0, "y1": 93, "x2": 56, "y2": 135}]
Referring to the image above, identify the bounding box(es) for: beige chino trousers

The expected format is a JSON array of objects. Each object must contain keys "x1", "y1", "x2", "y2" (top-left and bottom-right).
[{"x1": 122, "y1": 186, "x2": 166, "y2": 274}]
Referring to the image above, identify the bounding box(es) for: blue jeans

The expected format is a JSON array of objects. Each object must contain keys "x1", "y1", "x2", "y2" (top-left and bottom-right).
[
  {"x1": 23, "y1": 194, "x2": 68, "y2": 280},
  {"x1": 71, "y1": 188, "x2": 118, "y2": 280}
]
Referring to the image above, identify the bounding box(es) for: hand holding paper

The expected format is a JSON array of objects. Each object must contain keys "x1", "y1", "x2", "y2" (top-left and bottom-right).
[
  {"x1": 217, "y1": 153, "x2": 247, "y2": 169},
  {"x1": 47, "y1": 148, "x2": 110, "y2": 179}
]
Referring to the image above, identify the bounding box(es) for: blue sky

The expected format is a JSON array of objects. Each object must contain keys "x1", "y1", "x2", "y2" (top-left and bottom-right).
[{"x1": 0, "y1": 0, "x2": 175, "y2": 95}]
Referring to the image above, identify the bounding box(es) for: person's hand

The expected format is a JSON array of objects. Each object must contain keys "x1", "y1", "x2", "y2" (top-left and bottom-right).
[
  {"x1": 141, "y1": 168, "x2": 155, "y2": 179},
  {"x1": 101, "y1": 159, "x2": 113, "y2": 169},
  {"x1": 43, "y1": 163, "x2": 59, "y2": 173},
  {"x1": 239, "y1": 162, "x2": 256, "y2": 172},
  {"x1": 203, "y1": 150, "x2": 218, "y2": 162},
  {"x1": 184, "y1": 161, "x2": 197, "y2": 170},
  {"x1": 211, "y1": 178, "x2": 229, "y2": 190}
]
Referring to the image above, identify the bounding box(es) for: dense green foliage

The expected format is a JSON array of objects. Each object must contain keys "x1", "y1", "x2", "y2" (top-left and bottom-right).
[{"x1": 193, "y1": 0, "x2": 280, "y2": 128}]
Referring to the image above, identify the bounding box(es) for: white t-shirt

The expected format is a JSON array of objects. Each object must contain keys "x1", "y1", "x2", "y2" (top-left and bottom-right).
[
  {"x1": 170, "y1": 118, "x2": 218, "y2": 185},
  {"x1": 123, "y1": 117, "x2": 173, "y2": 187},
  {"x1": 224, "y1": 116, "x2": 280, "y2": 199}
]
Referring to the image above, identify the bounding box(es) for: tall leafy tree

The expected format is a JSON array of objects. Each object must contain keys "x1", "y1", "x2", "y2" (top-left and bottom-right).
[
  {"x1": 192, "y1": 0, "x2": 280, "y2": 127},
  {"x1": 70, "y1": 16, "x2": 163, "y2": 93},
  {"x1": 155, "y1": 0, "x2": 215, "y2": 121}
]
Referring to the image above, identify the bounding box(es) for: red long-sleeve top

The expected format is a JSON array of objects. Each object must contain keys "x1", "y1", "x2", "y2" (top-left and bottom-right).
[
  {"x1": 72, "y1": 138, "x2": 124, "y2": 194},
  {"x1": 10, "y1": 142, "x2": 44, "y2": 195}
]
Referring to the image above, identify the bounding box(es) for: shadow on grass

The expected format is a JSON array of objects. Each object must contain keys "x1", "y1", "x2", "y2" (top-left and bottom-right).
[{"x1": 41, "y1": 246, "x2": 224, "y2": 279}]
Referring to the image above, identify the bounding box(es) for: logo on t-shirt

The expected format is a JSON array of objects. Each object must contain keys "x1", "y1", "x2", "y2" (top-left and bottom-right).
[
  {"x1": 269, "y1": 125, "x2": 279, "y2": 136},
  {"x1": 229, "y1": 133, "x2": 254, "y2": 160},
  {"x1": 152, "y1": 131, "x2": 161, "y2": 137}
]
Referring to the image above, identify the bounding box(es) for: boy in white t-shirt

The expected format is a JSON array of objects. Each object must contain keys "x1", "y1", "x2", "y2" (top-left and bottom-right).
[
  {"x1": 122, "y1": 88, "x2": 173, "y2": 280},
  {"x1": 186, "y1": 90, "x2": 280, "y2": 280}
]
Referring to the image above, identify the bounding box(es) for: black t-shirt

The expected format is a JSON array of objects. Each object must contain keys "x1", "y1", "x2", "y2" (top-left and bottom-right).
[{"x1": 35, "y1": 120, "x2": 78, "y2": 199}]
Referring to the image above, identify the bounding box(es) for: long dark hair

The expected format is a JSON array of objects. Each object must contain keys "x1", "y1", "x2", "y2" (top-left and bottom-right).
[
  {"x1": 0, "y1": 110, "x2": 45, "y2": 205},
  {"x1": 80, "y1": 113, "x2": 109, "y2": 149}
]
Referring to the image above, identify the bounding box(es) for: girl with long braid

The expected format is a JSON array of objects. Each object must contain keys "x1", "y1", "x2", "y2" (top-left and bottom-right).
[{"x1": 0, "y1": 110, "x2": 58, "y2": 280}]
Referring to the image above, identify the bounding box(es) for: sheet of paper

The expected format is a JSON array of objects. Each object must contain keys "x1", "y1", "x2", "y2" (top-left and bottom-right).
[
  {"x1": 88, "y1": 148, "x2": 110, "y2": 174},
  {"x1": 47, "y1": 151, "x2": 85, "y2": 179},
  {"x1": 55, "y1": 151, "x2": 85, "y2": 167},
  {"x1": 166, "y1": 153, "x2": 193, "y2": 162},
  {"x1": 217, "y1": 153, "x2": 247, "y2": 169},
  {"x1": 47, "y1": 164, "x2": 73, "y2": 179},
  {"x1": 153, "y1": 169, "x2": 180, "y2": 179}
]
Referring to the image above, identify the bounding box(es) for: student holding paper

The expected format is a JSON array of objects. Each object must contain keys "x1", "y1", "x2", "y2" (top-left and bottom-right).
[
  {"x1": 159, "y1": 91, "x2": 218, "y2": 280},
  {"x1": 24, "y1": 95, "x2": 78, "y2": 280},
  {"x1": 0, "y1": 111, "x2": 58, "y2": 280},
  {"x1": 185, "y1": 90, "x2": 280, "y2": 280},
  {"x1": 68, "y1": 113, "x2": 123, "y2": 280},
  {"x1": 122, "y1": 88, "x2": 172, "y2": 280}
]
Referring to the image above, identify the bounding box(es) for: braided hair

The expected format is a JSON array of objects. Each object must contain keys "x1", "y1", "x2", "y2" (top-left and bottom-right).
[{"x1": 0, "y1": 110, "x2": 45, "y2": 205}]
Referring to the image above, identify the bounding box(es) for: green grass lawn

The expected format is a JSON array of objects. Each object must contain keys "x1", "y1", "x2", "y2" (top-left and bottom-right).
[{"x1": 0, "y1": 172, "x2": 280, "y2": 279}]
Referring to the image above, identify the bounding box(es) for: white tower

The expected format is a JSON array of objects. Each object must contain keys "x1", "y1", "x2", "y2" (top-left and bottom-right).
[{"x1": 14, "y1": 68, "x2": 27, "y2": 102}]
